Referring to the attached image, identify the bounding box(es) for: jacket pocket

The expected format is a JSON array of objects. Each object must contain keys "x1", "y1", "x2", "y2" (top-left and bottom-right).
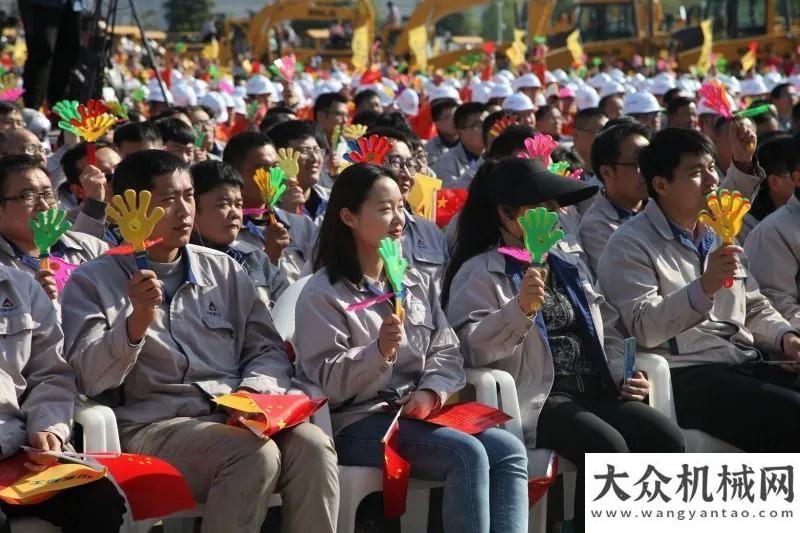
[{"x1": 0, "y1": 313, "x2": 38, "y2": 336}]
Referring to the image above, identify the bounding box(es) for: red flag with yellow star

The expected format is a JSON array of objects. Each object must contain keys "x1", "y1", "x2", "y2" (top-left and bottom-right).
[
  {"x1": 94, "y1": 453, "x2": 195, "y2": 520},
  {"x1": 435, "y1": 189, "x2": 468, "y2": 228},
  {"x1": 382, "y1": 417, "x2": 410, "y2": 518},
  {"x1": 214, "y1": 393, "x2": 328, "y2": 439}
]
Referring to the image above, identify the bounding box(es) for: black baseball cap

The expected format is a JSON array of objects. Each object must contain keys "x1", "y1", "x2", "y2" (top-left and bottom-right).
[{"x1": 489, "y1": 157, "x2": 598, "y2": 208}]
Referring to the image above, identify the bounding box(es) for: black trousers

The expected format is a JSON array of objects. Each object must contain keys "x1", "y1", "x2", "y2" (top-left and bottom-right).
[
  {"x1": 0, "y1": 476, "x2": 125, "y2": 533},
  {"x1": 18, "y1": 0, "x2": 81, "y2": 109},
  {"x1": 671, "y1": 361, "x2": 800, "y2": 452},
  {"x1": 536, "y1": 378, "x2": 685, "y2": 533}
]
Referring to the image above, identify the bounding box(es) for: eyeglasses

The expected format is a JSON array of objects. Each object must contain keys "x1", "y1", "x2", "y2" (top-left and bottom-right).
[
  {"x1": 293, "y1": 146, "x2": 324, "y2": 159},
  {"x1": 385, "y1": 156, "x2": 419, "y2": 172},
  {"x1": 614, "y1": 161, "x2": 641, "y2": 173},
  {"x1": 21, "y1": 144, "x2": 44, "y2": 156},
  {"x1": 1, "y1": 190, "x2": 58, "y2": 208}
]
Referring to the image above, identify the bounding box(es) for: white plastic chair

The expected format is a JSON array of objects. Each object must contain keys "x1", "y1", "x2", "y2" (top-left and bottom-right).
[
  {"x1": 10, "y1": 399, "x2": 141, "y2": 533},
  {"x1": 636, "y1": 353, "x2": 741, "y2": 452}
]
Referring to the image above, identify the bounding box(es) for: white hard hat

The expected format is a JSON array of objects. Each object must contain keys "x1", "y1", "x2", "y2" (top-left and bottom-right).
[
  {"x1": 502, "y1": 92, "x2": 535, "y2": 112},
  {"x1": 471, "y1": 82, "x2": 493, "y2": 104},
  {"x1": 740, "y1": 77, "x2": 769, "y2": 97},
  {"x1": 199, "y1": 91, "x2": 229, "y2": 124},
  {"x1": 246, "y1": 75, "x2": 273, "y2": 96},
  {"x1": 146, "y1": 79, "x2": 173, "y2": 104},
  {"x1": 429, "y1": 84, "x2": 462, "y2": 103},
  {"x1": 649, "y1": 77, "x2": 676, "y2": 96},
  {"x1": 512, "y1": 73, "x2": 541, "y2": 90},
  {"x1": 588, "y1": 72, "x2": 612, "y2": 89},
  {"x1": 172, "y1": 82, "x2": 198, "y2": 107},
  {"x1": 552, "y1": 69, "x2": 569, "y2": 85},
  {"x1": 599, "y1": 81, "x2": 625, "y2": 98},
  {"x1": 622, "y1": 91, "x2": 664, "y2": 114},
  {"x1": 312, "y1": 80, "x2": 344, "y2": 102},
  {"x1": 574, "y1": 85, "x2": 600, "y2": 110},
  {"x1": 396, "y1": 88, "x2": 420, "y2": 117},
  {"x1": 488, "y1": 82, "x2": 513, "y2": 100},
  {"x1": 232, "y1": 95, "x2": 247, "y2": 115}
]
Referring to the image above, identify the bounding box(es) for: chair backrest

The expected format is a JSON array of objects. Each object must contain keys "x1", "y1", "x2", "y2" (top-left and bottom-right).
[{"x1": 271, "y1": 275, "x2": 312, "y2": 341}]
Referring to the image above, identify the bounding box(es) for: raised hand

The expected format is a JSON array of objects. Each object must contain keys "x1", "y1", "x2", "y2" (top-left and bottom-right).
[
  {"x1": 276, "y1": 148, "x2": 301, "y2": 179},
  {"x1": 343, "y1": 123, "x2": 368, "y2": 140},
  {"x1": 517, "y1": 207, "x2": 564, "y2": 264},
  {"x1": 29, "y1": 207, "x2": 71, "y2": 259},
  {"x1": 378, "y1": 237, "x2": 408, "y2": 316},
  {"x1": 106, "y1": 190, "x2": 166, "y2": 269},
  {"x1": 344, "y1": 134, "x2": 392, "y2": 164}
]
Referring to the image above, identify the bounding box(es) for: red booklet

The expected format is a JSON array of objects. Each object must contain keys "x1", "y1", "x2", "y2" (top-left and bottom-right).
[
  {"x1": 425, "y1": 402, "x2": 512, "y2": 434},
  {"x1": 214, "y1": 393, "x2": 328, "y2": 439}
]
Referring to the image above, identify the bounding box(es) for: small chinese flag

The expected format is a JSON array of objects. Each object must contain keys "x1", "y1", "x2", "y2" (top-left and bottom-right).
[
  {"x1": 435, "y1": 189, "x2": 468, "y2": 228},
  {"x1": 383, "y1": 419, "x2": 410, "y2": 518},
  {"x1": 213, "y1": 393, "x2": 327, "y2": 439},
  {"x1": 528, "y1": 452, "x2": 558, "y2": 507},
  {"x1": 94, "y1": 453, "x2": 195, "y2": 520}
]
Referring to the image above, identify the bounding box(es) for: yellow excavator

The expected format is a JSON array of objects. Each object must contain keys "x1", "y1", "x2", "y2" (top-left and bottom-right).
[
  {"x1": 221, "y1": 0, "x2": 374, "y2": 66},
  {"x1": 539, "y1": 0, "x2": 797, "y2": 70}
]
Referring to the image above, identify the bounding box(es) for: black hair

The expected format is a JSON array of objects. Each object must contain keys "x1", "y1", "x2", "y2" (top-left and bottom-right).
[
  {"x1": 598, "y1": 95, "x2": 622, "y2": 115},
  {"x1": 535, "y1": 104, "x2": 559, "y2": 122},
  {"x1": 190, "y1": 160, "x2": 244, "y2": 197},
  {"x1": 267, "y1": 119, "x2": 317, "y2": 149},
  {"x1": 0, "y1": 154, "x2": 47, "y2": 196},
  {"x1": 372, "y1": 111, "x2": 413, "y2": 135},
  {"x1": 112, "y1": 149, "x2": 188, "y2": 196},
  {"x1": 602, "y1": 116, "x2": 638, "y2": 130},
  {"x1": 591, "y1": 121, "x2": 652, "y2": 183},
  {"x1": 155, "y1": 117, "x2": 195, "y2": 145},
  {"x1": 757, "y1": 134, "x2": 800, "y2": 176},
  {"x1": 485, "y1": 124, "x2": 537, "y2": 160},
  {"x1": 354, "y1": 89, "x2": 381, "y2": 109},
  {"x1": 351, "y1": 110, "x2": 381, "y2": 129},
  {"x1": 752, "y1": 107, "x2": 779, "y2": 126},
  {"x1": 153, "y1": 108, "x2": 190, "y2": 122},
  {"x1": 574, "y1": 107, "x2": 607, "y2": 130},
  {"x1": 313, "y1": 163, "x2": 397, "y2": 283},
  {"x1": 431, "y1": 98, "x2": 459, "y2": 122},
  {"x1": 113, "y1": 121, "x2": 162, "y2": 145},
  {"x1": 365, "y1": 125, "x2": 411, "y2": 146},
  {"x1": 770, "y1": 82, "x2": 792, "y2": 102},
  {"x1": 442, "y1": 159, "x2": 502, "y2": 306},
  {"x1": 482, "y1": 110, "x2": 512, "y2": 144},
  {"x1": 453, "y1": 102, "x2": 486, "y2": 130},
  {"x1": 61, "y1": 141, "x2": 115, "y2": 185},
  {"x1": 712, "y1": 115, "x2": 731, "y2": 136},
  {"x1": 666, "y1": 96, "x2": 695, "y2": 117},
  {"x1": 260, "y1": 112, "x2": 293, "y2": 133},
  {"x1": 313, "y1": 92, "x2": 349, "y2": 119},
  {"x1": 551, "y1": 147, "x2": 583, "y2": 168},
  {"x1": 662, "y1": 87, "x2": 685, "y2": 106},
  {"x1": 222, "y1": 131, "x2": 273, "y2": 170},
  {"x1": 0, "y1": 101, "x2": 20, "y2": 117},
  {"x1": 638, "y1": 128, "x2": 716, "y2": 198}
]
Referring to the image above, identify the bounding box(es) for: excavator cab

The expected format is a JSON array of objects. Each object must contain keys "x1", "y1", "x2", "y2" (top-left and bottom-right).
[{"x1": 575, "y1": 2, "x2": 638, "y2": 42}]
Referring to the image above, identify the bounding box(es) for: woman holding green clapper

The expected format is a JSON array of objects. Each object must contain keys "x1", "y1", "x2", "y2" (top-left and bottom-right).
[
  {"x1": 294, "y1": 163, "x2": 529, "y2": 533},
  {"x1": 443, "y1": 158, "x2": 684, "y2": 533}
]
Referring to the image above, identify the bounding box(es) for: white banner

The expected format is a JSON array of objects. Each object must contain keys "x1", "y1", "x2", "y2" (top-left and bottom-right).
[{"x1": 586, "y1": 453, "x2": 800, "y2": 532}]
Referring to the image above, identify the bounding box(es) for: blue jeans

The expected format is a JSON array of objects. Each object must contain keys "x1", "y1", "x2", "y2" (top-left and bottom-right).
[{"x1": 335, "y1": 413, "x2": 529, "y2": 533}]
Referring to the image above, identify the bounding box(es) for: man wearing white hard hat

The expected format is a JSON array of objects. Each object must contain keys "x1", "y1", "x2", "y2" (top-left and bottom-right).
[
  {"x1": 486, "y1": 83, "x2": 513, "y2": 110},
  {"x1": 395, "y1": 88, "x2": 420, "y2": 119},
  {"x1": 246, "y1": 75, "x2": 275, "y2": 107},
  {"x1": 432, "y1": 102, "x2": 488, "y2": 189},
  {"x1": 147, "y1": 79, "x2": 173, "y2": 117},
  {"x1": 511, "y1": 73, "x2": 542, "y2": 105},
  {"x1": 574, "y1": 84, "x2": 601, "y2": 111},
  {"x1": 502, "y1": 92, "x2": 536, "y2": 127},
  {"x1": 622, "y1": 91, "x2": 663, "y2": 131}
]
